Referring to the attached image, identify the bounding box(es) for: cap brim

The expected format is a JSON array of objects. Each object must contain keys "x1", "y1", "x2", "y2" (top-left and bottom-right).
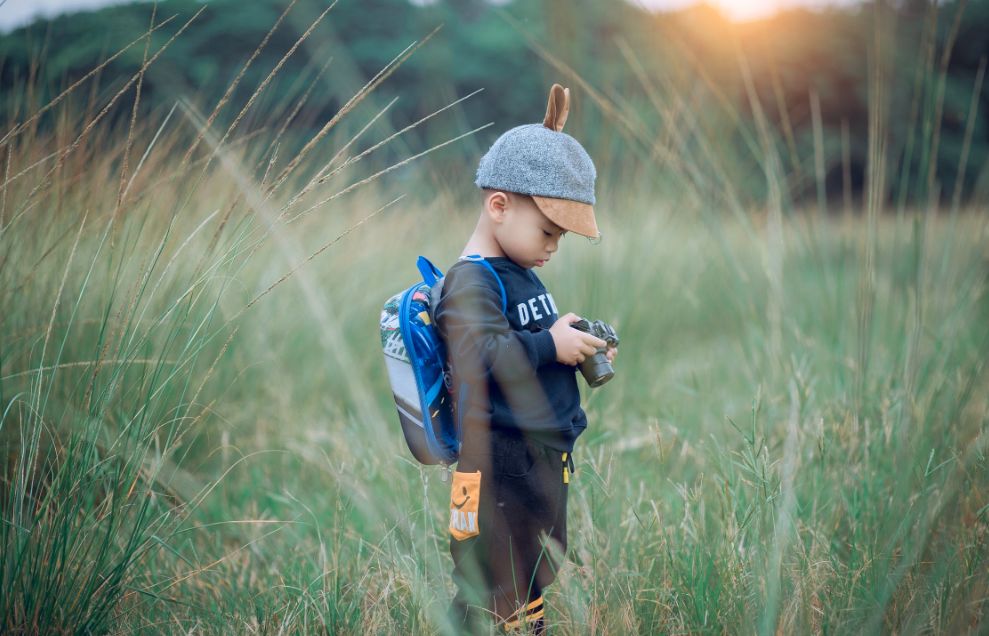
[{"x1": 531, "y1": 195, "x2": 599, "y2": 239}]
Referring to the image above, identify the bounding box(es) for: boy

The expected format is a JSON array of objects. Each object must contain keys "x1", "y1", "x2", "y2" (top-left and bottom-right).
[{"x1": 433, "y1": 84, "x2": 617, "y2": 634}]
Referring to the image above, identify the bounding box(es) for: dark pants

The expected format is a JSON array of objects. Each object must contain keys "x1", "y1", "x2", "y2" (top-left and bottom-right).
[{"x1": 447, "y1": 428, "x2": 572, "y2": 634}]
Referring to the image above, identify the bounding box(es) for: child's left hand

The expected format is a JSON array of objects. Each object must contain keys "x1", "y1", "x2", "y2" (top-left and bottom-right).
[{"x1": 606, "y1": 346, "x2": 617, "y2": 363}]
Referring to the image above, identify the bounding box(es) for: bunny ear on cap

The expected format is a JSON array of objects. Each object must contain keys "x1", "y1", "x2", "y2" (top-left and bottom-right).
[{"x1": 543, "y1": 83, "x2": 570, "y2": 132}]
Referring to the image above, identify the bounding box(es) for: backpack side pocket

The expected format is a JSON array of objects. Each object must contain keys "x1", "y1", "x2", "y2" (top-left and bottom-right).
[{"x1": 449, "y1": 470, "x2": 481, "y2": 541}]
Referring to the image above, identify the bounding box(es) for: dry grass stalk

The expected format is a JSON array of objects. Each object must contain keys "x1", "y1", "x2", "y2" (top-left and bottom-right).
[
  {"x1": 242, "y1": 195, "x2": 405, "y2": 314},
  {"x1": 265, "y1": 24, "x2": 443, "y2": 198},
  {"x1": 0, "y1": 15, "x2": 177, "y2": 148},
  {"x1": 2, "y1": 359, "x2": 172, "y2": 382},
  {"x1": 497, "y1": 9, "x2": 646, "y2": 147},
  {"x1": 926, "y1": 0, "x2": 970, "y2": 196},
  {"x1": 0, "y1": 149, "x2": 60, "y2": 191},
  {"x1": 178, "y1": 0, "x2": 301, "y2": 170},
  {"x1": 1, "y1": 144, "x2": 10, "y2": 230},
  {"x1": 35, "y1": 208, "x2": 89, "y2": 415},
  {"x1": 120, "y1": 102, "x2": 179, "y2": 203},
  {"x1": 768, "y1": 53, "x2": 803, "y2": 180},
  {"x1": 14, "y1": 7, "x2": 207, "y2": 215},
  {"x1": 112, "y1": 3, "x2": 158, "y2": 247},
  {"x1": 616, "y1": 35, "x2": 749, "y2": 225},
  {"x1": 842, "y1": 118, "x2": 853, "y2": 217},
  {"x1": 950, "y1": 57, "x2": 986, "y2": 217},
  {"x1": 739, "y1": 52, "x2": 785, "y2": 365},
  {"x1": 282, "y1": 122, "x2": 492, "y2": 226},
  {"x1": 894, "y1": 0, "x2": 938, "y2": 215},
  {"x1": 283, "y1": 88, "x2": 484, "y2": 216},
  {"x1": 270, "y1": 56, "x2": 335, "y2": 151},
  {"x1": 281, "y1": 95, "x2": 399, "y2": 211},
  {"x1": 810, "y1": 88, "x2": 826, "y2": 216},
  {"x1": 208, "y1": 0, "x2": 337, "y2": 170}
]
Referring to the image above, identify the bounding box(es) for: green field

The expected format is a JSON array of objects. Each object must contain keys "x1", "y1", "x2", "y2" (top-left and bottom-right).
[{"x1": 2, "y1": 11, "x2": 989, "y2": 634}]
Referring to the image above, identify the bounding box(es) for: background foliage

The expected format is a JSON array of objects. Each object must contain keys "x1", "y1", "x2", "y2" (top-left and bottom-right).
[{"x1": 1, "y1": 0, "x2": 987, "y2": 209}]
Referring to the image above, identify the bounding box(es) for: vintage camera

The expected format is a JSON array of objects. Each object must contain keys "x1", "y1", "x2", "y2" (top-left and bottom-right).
[{"x1": 570, "y1": 318, "x2": 619, "y2": 387}]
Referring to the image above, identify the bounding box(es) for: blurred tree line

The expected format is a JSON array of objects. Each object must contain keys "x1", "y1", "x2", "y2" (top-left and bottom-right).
[{"x1": 1, "y1": 0, "x2": 986, "y2": 210}]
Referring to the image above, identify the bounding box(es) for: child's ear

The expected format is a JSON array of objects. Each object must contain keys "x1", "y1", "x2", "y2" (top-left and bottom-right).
[
  {"x1": 543, "y1": 83, "x2": 570, "y2": 132},
  {"x1": 484, "y1": 190, "x2": 508, "y2": 222}
]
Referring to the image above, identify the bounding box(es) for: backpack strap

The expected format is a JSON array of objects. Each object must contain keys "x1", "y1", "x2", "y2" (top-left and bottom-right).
[
  {"x1": 459, "y1": 254, "x2": 508, "y2": 314},
  {"x1": 417, "y1": 256, "x2": 444, "y2": 286}
]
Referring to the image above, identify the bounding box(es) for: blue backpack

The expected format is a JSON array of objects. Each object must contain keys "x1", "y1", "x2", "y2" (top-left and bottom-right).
[{"x1": 379, "y1": 255, "x2": 506, "y2": 465}]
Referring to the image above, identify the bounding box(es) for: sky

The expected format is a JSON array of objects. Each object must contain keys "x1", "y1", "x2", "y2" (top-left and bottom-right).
[
  {"x1": 0, "y1": 0, "x2": 139, "y2": 32},
  {"x1": 0, "y1": 0, "x2": 863, "y2": 33}
]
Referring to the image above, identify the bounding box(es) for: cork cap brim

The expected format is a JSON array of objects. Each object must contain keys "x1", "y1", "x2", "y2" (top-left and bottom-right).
[{"x1": 532, "y1": 195, "x2": 599, "y2": 239}]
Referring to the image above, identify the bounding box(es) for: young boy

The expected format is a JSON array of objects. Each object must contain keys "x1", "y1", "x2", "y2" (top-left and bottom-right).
[{"x1": 433, "y1": 84, "x2": 617, "y2": 634}]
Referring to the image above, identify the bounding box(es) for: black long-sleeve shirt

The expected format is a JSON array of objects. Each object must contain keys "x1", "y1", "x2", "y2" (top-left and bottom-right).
[{"x1": 433, "y1": 256, "x2": 586, "y2": 452}]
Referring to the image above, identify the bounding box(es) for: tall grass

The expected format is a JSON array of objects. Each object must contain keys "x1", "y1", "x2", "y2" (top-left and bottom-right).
[
  {"x1": 2, "y1": 1, "x2": 988, "y2": 634},
  {"x1": 0, "y1": 4, "x2": 484, "y2": 632}
]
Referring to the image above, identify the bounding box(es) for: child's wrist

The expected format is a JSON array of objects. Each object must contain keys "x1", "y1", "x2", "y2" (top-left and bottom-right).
[{"x1": 533, "y1": 328, "x2": 557, "y2": 366}]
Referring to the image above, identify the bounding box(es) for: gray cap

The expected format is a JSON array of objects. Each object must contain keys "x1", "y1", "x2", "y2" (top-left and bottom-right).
[{"x1": 474, "y1": 85, "x2": 599, "y2": 238}]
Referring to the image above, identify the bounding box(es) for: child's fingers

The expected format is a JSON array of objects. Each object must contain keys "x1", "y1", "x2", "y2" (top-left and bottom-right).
[
  {"x1": 580, "y1": 333, "x2": 607, "y2": 348},
  {"x1": 561, "y1": 312, "x2": 581, "y2": 325}
]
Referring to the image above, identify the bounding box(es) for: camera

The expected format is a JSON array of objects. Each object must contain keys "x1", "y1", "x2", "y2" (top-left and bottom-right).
[{"x1": 570, "y1": 318, "x2": 619, "y2": 387}]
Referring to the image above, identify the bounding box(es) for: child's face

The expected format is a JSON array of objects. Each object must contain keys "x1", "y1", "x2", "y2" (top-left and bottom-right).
[{"x1": 492, "y1": 193, "x2": 567, "y2": 269}]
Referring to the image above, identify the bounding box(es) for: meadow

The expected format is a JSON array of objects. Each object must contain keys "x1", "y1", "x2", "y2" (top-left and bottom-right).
[{"x1": 1, "y1": 6, "x2": 988, "y2": 634}]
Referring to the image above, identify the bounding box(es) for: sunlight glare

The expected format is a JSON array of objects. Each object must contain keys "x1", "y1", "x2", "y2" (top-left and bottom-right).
[
  {"x1": 715, "y1": 0, "x2": 784, "y2": 22},
  {"x1": 635, "y1": 0, "x2": 860, "y2": 23}
]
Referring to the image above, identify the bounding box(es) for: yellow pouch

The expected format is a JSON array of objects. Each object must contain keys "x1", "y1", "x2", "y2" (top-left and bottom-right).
[{"x1": 449, "y1": 470, "x2": 481, "y2": 541}]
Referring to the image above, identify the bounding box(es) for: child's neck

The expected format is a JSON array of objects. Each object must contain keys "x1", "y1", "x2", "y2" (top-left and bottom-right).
[{"x1": 461, "y1": 227, "x2": 505, "y2": 259}]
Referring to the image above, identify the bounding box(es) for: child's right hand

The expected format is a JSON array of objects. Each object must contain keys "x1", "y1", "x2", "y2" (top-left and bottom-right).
[{"x1": 549, "y1": 313, "x2": 607, "y2": 366}]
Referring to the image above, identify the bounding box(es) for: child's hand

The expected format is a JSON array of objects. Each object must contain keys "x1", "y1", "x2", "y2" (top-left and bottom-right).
[{"x1": 550, "y1": 313, "x2": 607, "y2": 366}]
